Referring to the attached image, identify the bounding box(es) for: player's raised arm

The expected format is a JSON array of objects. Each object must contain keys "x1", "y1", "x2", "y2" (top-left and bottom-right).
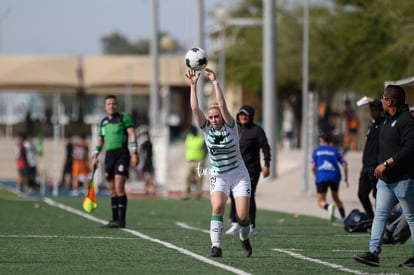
[
  {"x1": 185, "y1": 70, "x2": 206, "y2": 127},
  {"x1": 204, "y1": 68, "x2": 234, "y2": 126}
]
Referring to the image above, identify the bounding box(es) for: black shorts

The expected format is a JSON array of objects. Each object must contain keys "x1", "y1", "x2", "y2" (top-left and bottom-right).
[
  {"x1": 104, "y1": 148, "x2": 130, "y2": 180},
  {"x1": 316, "y1": 181, "x2": 340, "y2": 193},
  {"x1": 27, "y1": 166, "x2": 37, "y2": 179},
  {"x1": 18, "y1": 168, "x2": 28, "y2": 177}
]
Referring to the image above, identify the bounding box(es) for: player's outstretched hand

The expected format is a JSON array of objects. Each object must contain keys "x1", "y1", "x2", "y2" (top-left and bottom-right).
[
  {"x1": 185, "y1": 69, "x2": 200, "y2": 85},
  {"x1": 204, "y1": 67, "x2": 216, "y2": 82}
]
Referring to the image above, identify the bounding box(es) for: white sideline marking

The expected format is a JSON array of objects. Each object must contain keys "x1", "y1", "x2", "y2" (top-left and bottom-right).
[
  {"x1": 43, "y1": 198, "x2": 251, "y2": 275},
  {"x1": 176, "y1": 222, "x2": 210, "y2": 234},
  {"x1": 0, "y1": 234, "x2": 138, "y2": 240},
  {"x1": 272, "y1": 248, "x2": 368, "y2": 275},
  {"x1": 177, "y1": 223, "x2": 373, "y2": 274}
]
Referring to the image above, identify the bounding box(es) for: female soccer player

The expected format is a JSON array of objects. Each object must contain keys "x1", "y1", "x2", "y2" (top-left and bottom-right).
[{"x1": 185, "y1": 68, "x2": 252, "y2": 257}]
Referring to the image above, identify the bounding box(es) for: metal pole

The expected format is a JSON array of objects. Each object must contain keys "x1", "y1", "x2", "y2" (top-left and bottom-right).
[
  {"x1": 52, "y1": 93, "x2": 61, "y2": 197},
  {"x1": 214, "y1": 5, "x2": 229, "y2": 93},
  {"x1": 2, "y1": 9, "x2": 11, "y2": 138},
  {"x1": 219, "y1": 25, "x2": 226, "y2": 93},
  {"x1": 158, "y1": 35, "x2": 176, "y2": 198},
  {"x1": 125, "y1": 64, "x2": 132, "y2": 114},
  {"x1": 160, "y1": 83, "x2": 170, "y2": 198},
  {"x1": 301, "y1": 0, "x2": 310, "y2": 194},
  {"x1": 196, "y1": 0, "x2": 205, "y2": 110},
  {"x1": 150, "y1": 0, "x2": 160, "y2": 131},
  {"x1": 0, "y1": 9, "x2": 11, "y2": 53},
  {"x1": 263, "y1": 0, "x2": 277, "y2": 179},
  {"x1": 5, "y1": 101, "x2": 12, "y2": 139}
]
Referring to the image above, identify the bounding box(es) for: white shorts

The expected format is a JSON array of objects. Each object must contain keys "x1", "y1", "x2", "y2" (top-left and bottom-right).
[{"x1": 209, "y1": 167, "x2": 251, "y2": 198}]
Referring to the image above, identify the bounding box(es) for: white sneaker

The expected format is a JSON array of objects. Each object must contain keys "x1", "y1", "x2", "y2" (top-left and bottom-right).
[
  {"x1": 328, "y1": 204, "x2": 336, "y2": 222},
  {"x1": 225, "y1": 223, "x2": 240, "y2": 235},
  {"x1": 249, "y1": 224, "x2": 257, "y2": 235}
]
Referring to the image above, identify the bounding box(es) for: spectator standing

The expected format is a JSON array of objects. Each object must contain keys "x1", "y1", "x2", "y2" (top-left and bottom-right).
[
  {"x1": 186, "y1": 68, "x2": 252, "y2": 258},
  {"x1": 311, "y1": 133, "x2": 348, "y2": 222},
  {"x1": 16, "y1": 132, "x2": 28, "y2": 192},
  {"x1": 354, "y1": 85, "x2": 414, "y2": 268},
  {"x1": 282, "y1": 100, "x2": 295, "y2": 150},
  {"x1": 317, "y1": 97, "x2": 335, "y2": 136},
  {"x1": 71, "y1": 134, "x2": 89, "y2": 196},
  {"x1": 226, "y1": 105, "x2": 271, "y2": 235},
  {"x1": 61, "y1": 137, "x2": 73, "y2": 191},
  {"x1": 357, "y1": 98, "x2": 384, "y2": 219},
  {"x1": 342, "y1": 99, "x2": 360, "y2": 152},
  {"x1": 138, "y1": 131, "x2": 156, "y2": 195},
  {"x1": 25, "y1": 111, "x2": 34, "y2": 136},
  {"x1": 23, "y1": 134, "x2": 38, "y2": 190},
  {"x1": 91, "y1": 95, "x2": 139, "y2": 228},
  {"x1": 184, "y1": 125, "x2": 206, "y2": 199}
]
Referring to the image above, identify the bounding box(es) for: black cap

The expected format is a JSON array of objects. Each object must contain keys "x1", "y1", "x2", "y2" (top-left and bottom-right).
[{"x1": 237, "y1": 108, "x2": 250, "y2": 116}]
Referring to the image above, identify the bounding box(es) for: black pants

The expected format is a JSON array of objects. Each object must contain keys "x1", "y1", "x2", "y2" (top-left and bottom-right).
[
  {"x1": 229, "y1": 170, "x2": 261, "y2": 226},
  {"x1": 358, "y1": 166, "x2": 377, "y2": 219}
]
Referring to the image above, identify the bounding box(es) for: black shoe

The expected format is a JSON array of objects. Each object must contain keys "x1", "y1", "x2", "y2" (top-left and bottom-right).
[
  {"x1": 241, "y1": 239, "x2": 252, "y2": 257},
  {"x1": 101, "y1": 220, "x2": 125, "y2": 228},
  {"x1": 399, "y1": 257, "x2": 414, "y2": 268},
  {"x1": 353, "y1": 252, "x2": 379, "y2": 267},
  {"x1": 208, "y1": 246, "x2": 222, "y2": 257}
]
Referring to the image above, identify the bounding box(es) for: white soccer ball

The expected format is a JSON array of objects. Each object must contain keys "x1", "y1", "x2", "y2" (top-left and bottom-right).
[{"x1": 185, "y1": 47, "x2": 208, "y2": 71}]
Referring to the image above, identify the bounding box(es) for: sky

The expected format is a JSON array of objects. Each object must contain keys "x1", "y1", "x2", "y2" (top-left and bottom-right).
[{"x1": 1, "y1": 0, "x2": 237, "y2": 56}]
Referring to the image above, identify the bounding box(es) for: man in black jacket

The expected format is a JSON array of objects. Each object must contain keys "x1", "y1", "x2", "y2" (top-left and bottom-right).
[
  {"x1": 225, "y1": 105, "x2": 271, "y2": 235},
  {"x1": 357, "y1": 98, "x2": 384, "y2": 219},
  {"x1": 354, "y1": 84, "x2": 414, "y2": 268}
]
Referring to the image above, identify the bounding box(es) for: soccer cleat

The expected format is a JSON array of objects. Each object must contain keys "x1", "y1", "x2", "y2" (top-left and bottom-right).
[
  {"x1": 399, "y1": 257, "x2": 414, "y2": 268},
  {"x1": 225, "y1": 223, "x2": 240, "y2": 235},
  {"x1": 328, "y1": 204, "x2": 336, "y2": 222},
  {"x1": 241, "y1": 239, "x2": 252, "y2": 257},
  {"x1": 208, "y1": 246, "x2": 222, "y2": 257},
  {"x1": 101, "y1": 220, "x2": 125, "y2": 228},
  {"x1": 249, "y1": 224, "x2": 257, "y2": 235},
  {"x1": 353, "y1": 252, "x2": 379, "y2": 267}
]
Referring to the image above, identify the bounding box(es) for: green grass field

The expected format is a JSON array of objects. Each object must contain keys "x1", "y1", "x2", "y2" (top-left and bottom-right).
[{"x1": 0, "y1": 187, "x2": 412, "y2": 275}]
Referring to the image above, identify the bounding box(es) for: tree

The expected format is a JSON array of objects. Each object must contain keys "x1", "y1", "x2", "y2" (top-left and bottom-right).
[
  {"x1": 216, "y1": 0, "x2": 414, "y2": 98},
  {"x1": 100, "y1": 32, "x2": 186, "y2": 55},
  {"x1": 101, "y1": 32, "x2": 150, "y2": 54},
  {"x1": 309, "y1": 0, "x2": 414, "y2": 94},
  {"x1": 212, "y1": 0, "x2": 304, "y2": 100}
]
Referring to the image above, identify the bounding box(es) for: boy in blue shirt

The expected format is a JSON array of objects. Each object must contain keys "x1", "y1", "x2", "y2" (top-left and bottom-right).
[{"x1": 312, "y1": 133, "x2": 348, "y2": 222}]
